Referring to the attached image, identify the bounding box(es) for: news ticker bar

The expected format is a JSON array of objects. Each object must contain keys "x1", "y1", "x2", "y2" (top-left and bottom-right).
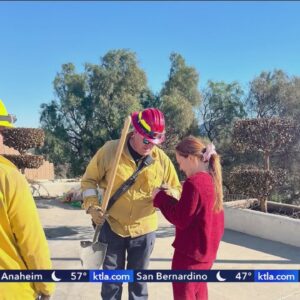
[{"x1": 0, "y1": 270, "x2": 299, "y2": 283}]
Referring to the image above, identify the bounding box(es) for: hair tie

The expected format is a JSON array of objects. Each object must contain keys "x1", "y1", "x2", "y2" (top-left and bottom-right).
[{"x1": 202, "y1": 143, "x2": 217, "y2": 162}]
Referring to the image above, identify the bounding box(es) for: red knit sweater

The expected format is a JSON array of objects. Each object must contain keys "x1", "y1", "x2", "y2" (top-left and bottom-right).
[{"x1": 154, "y1": 172, "x2": 224, "y2": 262}]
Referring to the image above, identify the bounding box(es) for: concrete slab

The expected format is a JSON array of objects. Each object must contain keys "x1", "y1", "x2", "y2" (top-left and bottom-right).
[{"x1": 36, "y1": 198, "x2": 300, "y2": 300}]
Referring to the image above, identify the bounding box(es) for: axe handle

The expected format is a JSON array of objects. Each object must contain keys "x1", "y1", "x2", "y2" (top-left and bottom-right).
[{"x1": 101, "y1": 116, "x2": 131, "y2": 213}]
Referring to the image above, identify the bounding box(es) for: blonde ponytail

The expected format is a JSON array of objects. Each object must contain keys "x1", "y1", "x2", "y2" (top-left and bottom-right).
[{"x1": 209, "y1": 154, "x2": 223, "y2": 212}]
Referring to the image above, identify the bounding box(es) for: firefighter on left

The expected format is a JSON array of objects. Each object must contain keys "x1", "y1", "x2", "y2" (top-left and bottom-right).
[{"x1": 0, "y1": 99, "x2": 55, "y2": 300}]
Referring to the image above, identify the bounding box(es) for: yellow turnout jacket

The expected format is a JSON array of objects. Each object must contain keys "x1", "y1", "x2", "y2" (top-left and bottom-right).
[
  {"x1": 81, "y1": 134, "x2": 181, "y2": 237},
  {"x1": 0, "y1": 155, "x2": 55, "y2": 299}
]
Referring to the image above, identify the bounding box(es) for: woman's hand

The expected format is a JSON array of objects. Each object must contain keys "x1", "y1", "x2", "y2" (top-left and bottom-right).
[{"x1": 152, "y1": 187, "x2": 163, "y2": 199}]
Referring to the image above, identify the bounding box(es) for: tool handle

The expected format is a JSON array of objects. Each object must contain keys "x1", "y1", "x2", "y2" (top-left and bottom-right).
[{"x1": 101, "y1": 116, "x2": 131, "y2": 213}]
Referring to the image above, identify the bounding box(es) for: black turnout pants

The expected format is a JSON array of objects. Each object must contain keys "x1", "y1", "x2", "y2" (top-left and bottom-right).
[{"x1": 99, "y1": 221, "x2": 156, "y2": 300}]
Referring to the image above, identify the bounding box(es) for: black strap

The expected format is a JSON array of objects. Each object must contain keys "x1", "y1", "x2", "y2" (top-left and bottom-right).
[{"x1": 106, "y1": 155, "x2": 154, "y2": 211}]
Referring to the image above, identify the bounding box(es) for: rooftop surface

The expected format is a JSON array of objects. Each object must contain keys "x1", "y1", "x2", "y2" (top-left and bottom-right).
[{"x1": 37, "y1": 199, "x2": 300, "y2": 300}]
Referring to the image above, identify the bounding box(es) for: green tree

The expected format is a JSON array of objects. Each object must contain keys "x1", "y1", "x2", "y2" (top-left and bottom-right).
[
  {"x1": 40, "y1": 50, "x2": 147, "y2": 177},
  {"x1": 198, "y1": 81, "x2": 247, "y2": 195},
  {"x1": 161, "y1": 92, "x2": 194, "y2": 150},
  {"x1": 246, "y1": 70, "x2": 300, "y2": 205},
  {"x1": 161, "y1": 53, "x2": 201, "y2": 106},
  {"x1": 200, "y1": 81, "x2": 246, "y2": 144},
  {"x1": 276, "y1": 77, "x2": 300, "y2": 205},
  {"x1": 140, "y1": 89, "x2": 161, "y2": 109},
  {"x1": 155, "y1": 53, "x2": 201, "y2": 180},
  {"x1": 247, "y1": 70, "x2": 293, "y2": 118},
  {"x1": 160, "y1": 53, "x2": 201, "y2": 151}
]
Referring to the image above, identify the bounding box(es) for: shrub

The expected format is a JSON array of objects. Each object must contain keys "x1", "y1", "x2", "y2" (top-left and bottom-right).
[
  {"x1": 3, "y1": 154, "x2": 44, "y2": 169},
  {"x1": 229, "y1": 117, "x2": 296, "y2": 212},
  {"x1": 2, "y1": 128, "x2": 45, "y2": 174},
  {"x1": 2, "y1": 128, "x2": 44, "y2": 154}
]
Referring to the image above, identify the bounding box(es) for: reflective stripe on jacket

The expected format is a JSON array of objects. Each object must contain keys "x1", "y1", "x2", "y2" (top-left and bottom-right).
[{"x1": 81, "y1": 133, "x2": 181, "y2": 237}]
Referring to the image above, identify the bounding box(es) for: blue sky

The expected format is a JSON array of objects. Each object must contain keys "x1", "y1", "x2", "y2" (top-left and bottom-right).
[{"x1": 1, "y1": 1, "x2": 300, "y2": 128}]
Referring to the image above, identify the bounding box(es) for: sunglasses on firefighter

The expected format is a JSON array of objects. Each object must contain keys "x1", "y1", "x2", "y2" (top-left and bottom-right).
[{"x1": 143, "y1": 138, "x2": 152, "y2": 145}]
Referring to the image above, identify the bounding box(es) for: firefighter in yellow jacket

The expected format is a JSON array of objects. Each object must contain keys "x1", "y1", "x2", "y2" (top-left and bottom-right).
[
  {"x1": 81, "y1": 108, "x2": 181, "y2": 300},
  {"x1": 0, "y1": 99, "x2": 55, "y2": 300}
]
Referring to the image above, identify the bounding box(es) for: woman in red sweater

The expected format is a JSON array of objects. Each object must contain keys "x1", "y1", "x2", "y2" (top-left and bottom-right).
[{"x1": 152, "y1": 136, "x2": 224, "y2": 300}]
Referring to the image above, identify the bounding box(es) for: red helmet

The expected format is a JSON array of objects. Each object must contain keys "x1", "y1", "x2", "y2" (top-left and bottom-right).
[{"x1": 131, "y1": 108, "x2": 165, "y2": 144}]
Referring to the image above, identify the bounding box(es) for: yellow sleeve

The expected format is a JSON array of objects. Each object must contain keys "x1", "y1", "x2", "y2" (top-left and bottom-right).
[
  {"x1": 162, "y1": 153, "x2": 182, "y2": 199},
  {"x1": 7, "y1": 169, "x2": 55, "y2": 296},
  {"x1": 81, "y1": 143, "x2": 109, "y2": 210}
]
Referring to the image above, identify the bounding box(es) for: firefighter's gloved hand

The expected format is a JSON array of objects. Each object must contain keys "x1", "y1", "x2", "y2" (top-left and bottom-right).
[{"x1": 87, "y1": 206, "x2": 108, "y2": 225}]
